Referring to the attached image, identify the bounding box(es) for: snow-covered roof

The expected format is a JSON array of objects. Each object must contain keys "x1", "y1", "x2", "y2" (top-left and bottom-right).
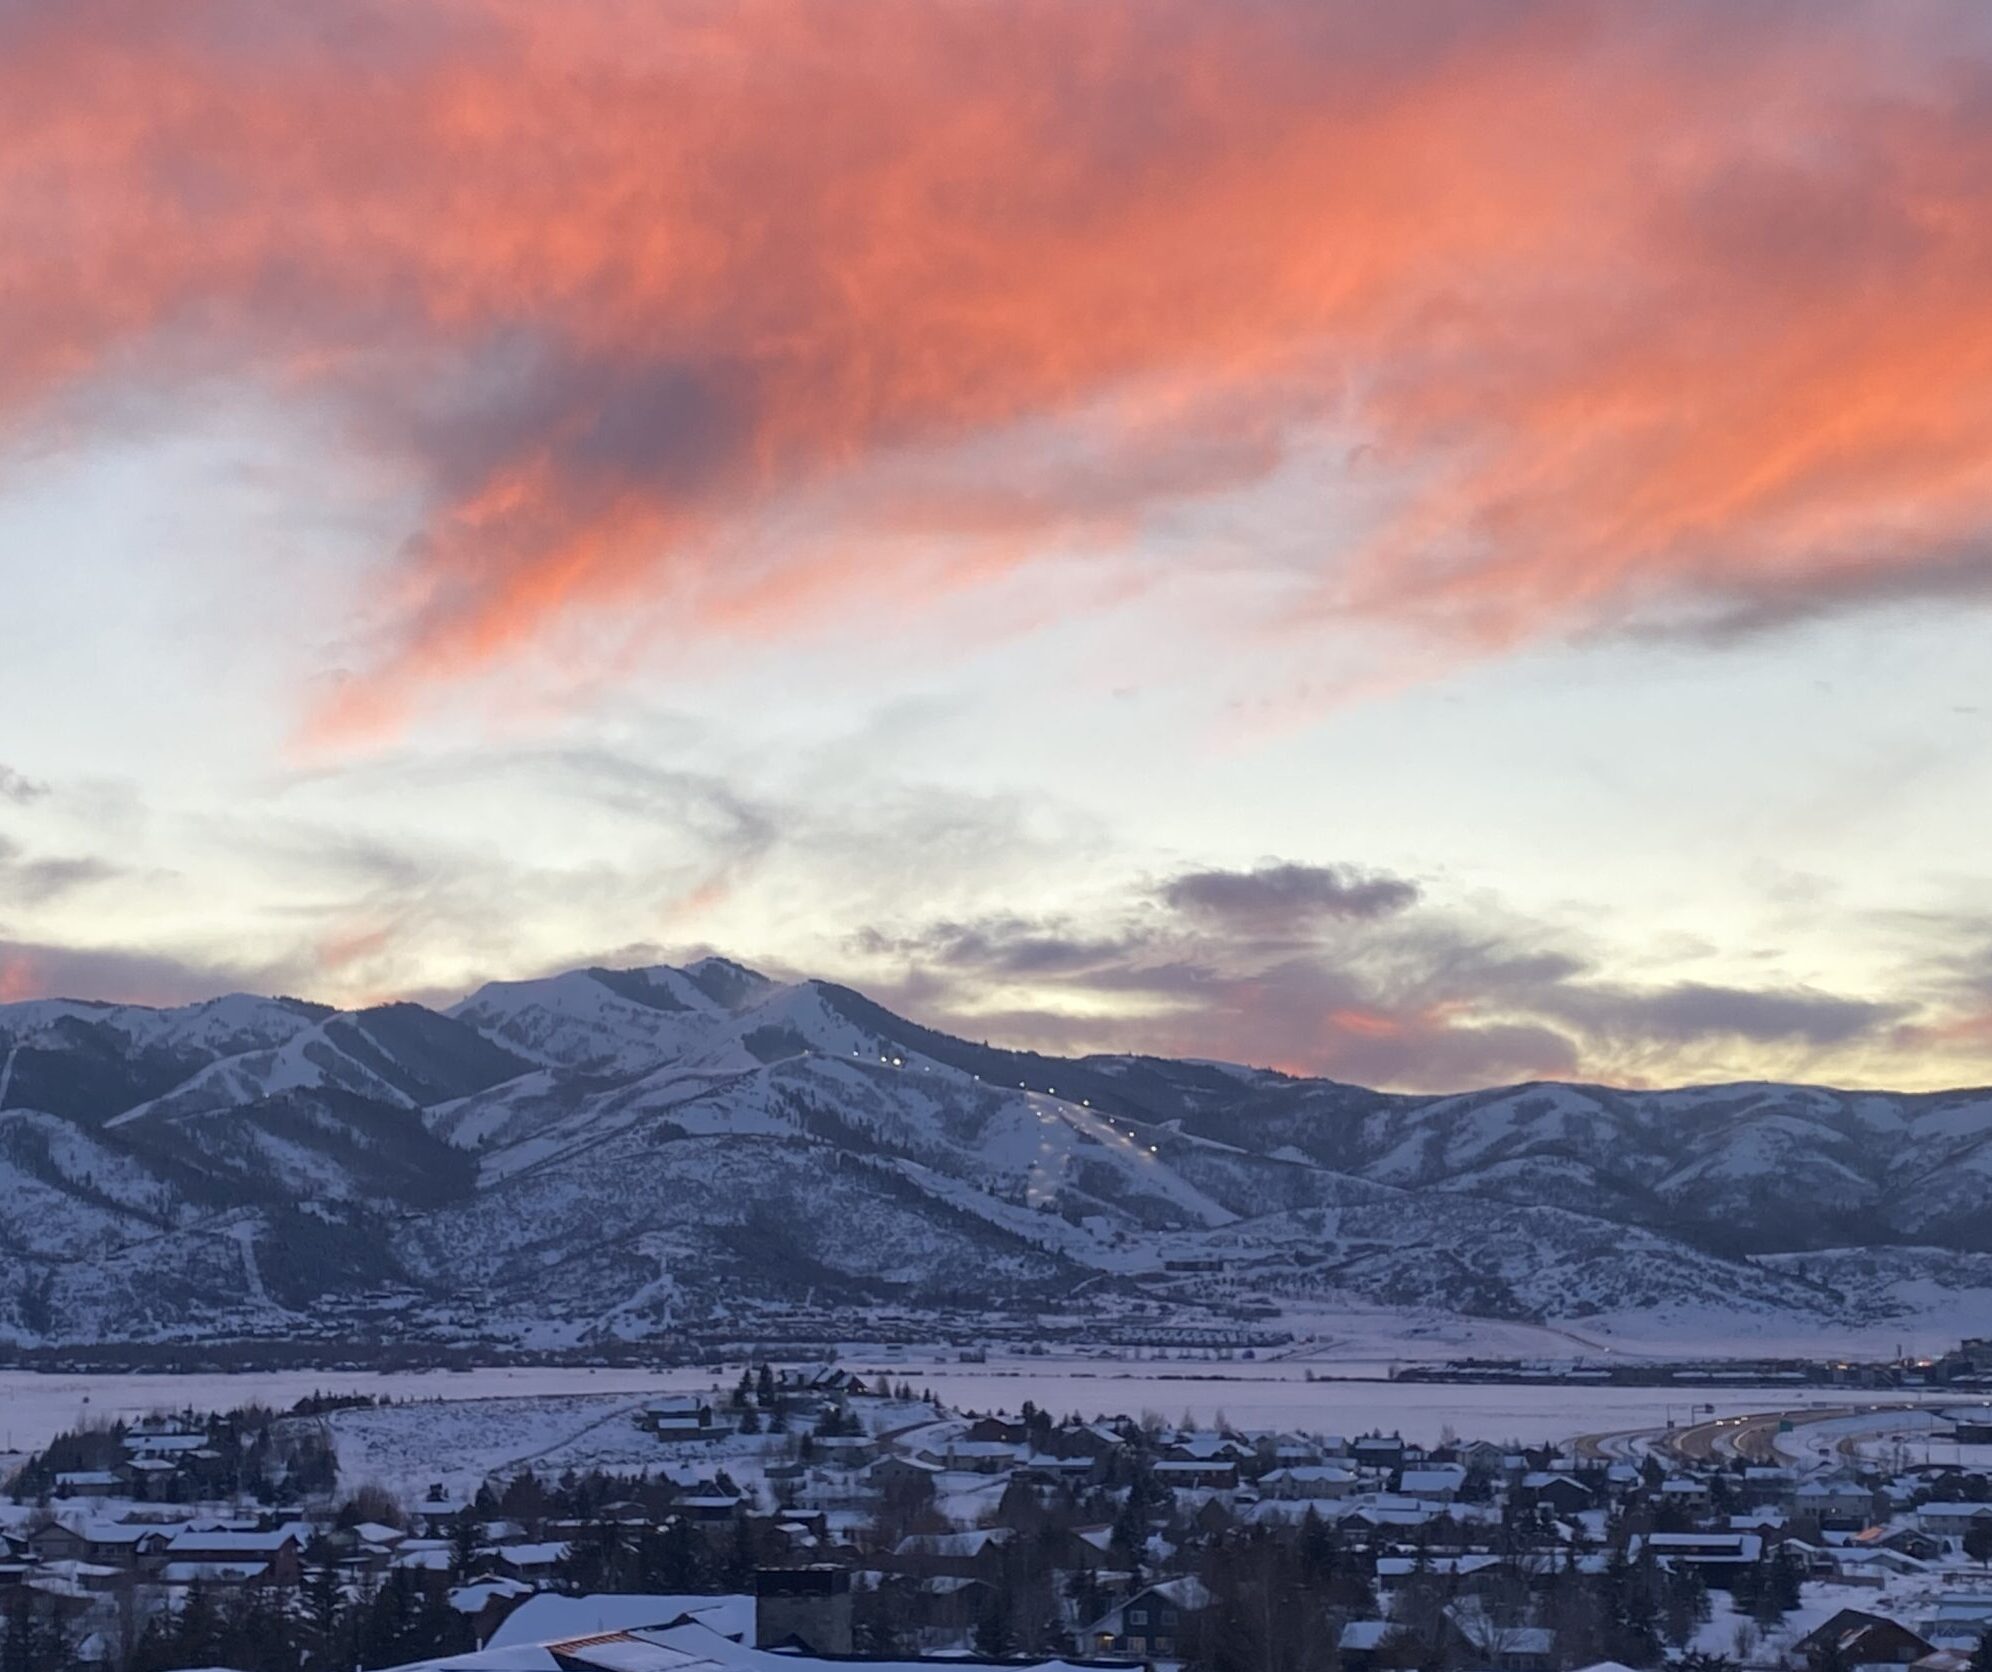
[
  {"x1": 488, "y1": 1593, "x2": 753, "y2": 1650},
  {"x1": 892, "y1": 1528, "x2": 1013, "y2": 1557},
  {"x1": 493, "y1": 1541, "x2": 571, "y2": 1566},
  {"x1": 1132, "y1": 1575, "x2": 1214, "y2": 1612},
  {"x1": 165, "y1": 1529, "x2": 297, "y2": 1554}
]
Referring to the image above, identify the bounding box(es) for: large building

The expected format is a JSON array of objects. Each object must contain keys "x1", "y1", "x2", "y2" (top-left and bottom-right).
[
  {"x1": 1941, "y1": 1405, "x2": 1992, "y2": 1445},
  {"x1": 391, "y1": 1611, "x2": 1120, "y2": 1671}
]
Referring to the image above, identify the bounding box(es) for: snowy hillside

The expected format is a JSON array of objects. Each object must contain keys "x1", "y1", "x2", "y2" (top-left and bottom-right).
[{"x1": 0, "y1": 959, "x2": 1988, "y2": 1347}]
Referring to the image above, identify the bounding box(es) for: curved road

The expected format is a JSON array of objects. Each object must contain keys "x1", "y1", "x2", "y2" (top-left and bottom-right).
[{"x1": 1576, "y1": 1401, "x2": 1950, "y2": 1467}]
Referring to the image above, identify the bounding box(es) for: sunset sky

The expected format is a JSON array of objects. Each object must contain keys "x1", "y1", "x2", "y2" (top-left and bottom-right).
[{"x1": 3, "y1": 0, "x2": 1989, "y2": 1091}]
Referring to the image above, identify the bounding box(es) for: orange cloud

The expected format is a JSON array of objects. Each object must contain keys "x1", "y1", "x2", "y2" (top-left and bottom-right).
[
  {"x1": 4, "y1": 1, "x2": 1990, "y2": 736},
  {"x1": 0, "y1": 955, "x2": 34, "y2": 1005}
]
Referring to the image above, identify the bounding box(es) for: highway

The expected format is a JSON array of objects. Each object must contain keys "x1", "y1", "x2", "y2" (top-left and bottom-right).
[{"x1": 1574, "y1": 1401, "x2": 1953, "y2": 1467}]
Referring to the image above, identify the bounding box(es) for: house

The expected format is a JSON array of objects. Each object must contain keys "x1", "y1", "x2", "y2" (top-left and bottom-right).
[
  {"x1": 1604, "y1": 1463, "x2": 1642, "y2": 1496},
  {"x1": 1352, "y1": 1436, "x2": 1407, "y2": 1470},
  {"x1": 163, "y1": 1528, "x2": 303, "y2": 1586},
  {"x1": 1055, "y1": 1423, "x2": 1131, "y2": 1464},
  {"x1": 1339, "y1": 1619, "x2": 1399, "y2": 1672},
  {"x1": 1797, "y1": 1480, "x2": 1878, "y2": 1522},
  {"x1": 1917, "y1": 1501, "x2": 1992, "y2": 1539},
  {"x1": 123, "y1": 1431, "x2": 207, "y2": 1460},
  {"x1": 27, "y1": 1559, "x2": 125, "y2": 1601},
  {"x1": 1167, "y1": 1433, "x2": 1249, "y2": 1465},
  {"x1": 1448, "y1": 1610, "x2": 1557, "y2": 1672},
  {"x1": 1626, "y1": 1532, "x2": 1762, "y2": 1587},
  {"x1": 1153, "y1": 1458, "x2": 1239, "y2": 1491},
  {"x1": 1014, "y1": 1452, "x2": 1097, "y2": 1487},
  {"x1": 448, "y1": 1576, "x2": 536, "y2": 1646},
  {"x1": 934, "y1": 1440, "x2": 1018, "y2": 1475},
  {"x1": 1260, "y1": 1465, "x2": 1356, "y2": 1500},
  {"x1": 810, "y1": 1434, "x2": 877, "y2": 1469},
  {"x1": 1265, "y1": 1437, "x2": 1325, "y2": 1469},
  {"x1": 26, "y1": 1520, "x2": 172, "y2": 1572},
  {"x1": 24, "y1": 1525, "x2": 90, "y2": 1564},
  {"x1": 378, "y1": 1610, "x2": 1088, "y2": 1671},
  {"x1": 1740, "y1": 1466, "x2": 1797, "y2": 1505},
  {"x1": 890, "y1": 1529, "x2": 1014, "y2": 1582},
  {"x1": 1940, "y1": 1407, "x2": 1992, "y2": 1445},
  {"x1": 156, "y1": 1559, "x2": 276, "y2": 1588},
  {"x1": 903, "y1": 1574, "x2": 997, "y2": 1637},
  {"x1": 1376, "y1": 1553, "x2": 1505, "y2": 1591},
  {"x1": 869, "y1": 1456, "x2": 940, "y2": 1497},
  {"x1": 1340, "y1": 1500, "x2": 1444, "y2": 1535},
  {"x1": 1655, "y1": 1477, "x2": 1711, "y2": 1513},
  {"x1": 124, "y1": 1456, "x2": 182, "y2": 1499},
  {"x1": 1095, "y1": 1576, "x2": 1214, "y2": 1660},
  {"x1": 75, "y1": 1523, "x2": 172, "y2": 1569},
  {"x1": 1793, "y1": 1608, "x2": 1934, "y2": 1669},
  {"x1": 412, "y1": 1493, "x2": 474, "y2": 1537},
  {"x1": 1519, "y1": 1472, "x2": 1596, "y2": 1515},
  {"x1": 51, "y1": 1472, "x2": 122, "y2": 1499},
  {"x1": 489, "y1": 1592, "x2": 757, "y2": 1651},
  {"x1": 492, "y1": 1541, "x2": 571, "y2": 1581},
  {"x1": 1399, "y1": 1465, "x2": 1468, "y2": 1502},
  {"x1": 641, "y1": 1396, "x2": 715, "y2": 1438},
  {"x1": 1922, "y1": 1594, "x2": 1992, "y2": 1653}
]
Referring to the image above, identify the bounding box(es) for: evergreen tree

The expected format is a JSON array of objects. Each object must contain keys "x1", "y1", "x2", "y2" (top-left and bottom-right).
[
  {"x1": 304, "y1": 1562, "x2": 343, "y2": 1664},
  {"x1": 450, "y1": 1509, "x2": 483, "y2": 1578}
]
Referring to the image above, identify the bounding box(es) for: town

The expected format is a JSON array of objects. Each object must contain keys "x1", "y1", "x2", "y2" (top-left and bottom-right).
[{"x1": 1, "y1": 1364, "x2": 1990, "y2": 1672}]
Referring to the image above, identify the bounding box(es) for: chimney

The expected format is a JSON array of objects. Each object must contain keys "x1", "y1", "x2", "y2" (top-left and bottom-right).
[{"x1": 754, "y1": 1564, "x2": 854, "y2": 1654}]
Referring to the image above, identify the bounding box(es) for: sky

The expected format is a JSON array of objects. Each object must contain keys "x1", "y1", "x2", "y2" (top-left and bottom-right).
[{"x1": 1, "y1": 0, "x2": 1990, "y2": 1092}]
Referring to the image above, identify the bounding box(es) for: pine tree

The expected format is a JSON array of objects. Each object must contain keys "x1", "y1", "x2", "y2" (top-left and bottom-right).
[
  {"x1": 450, "y1": 1510, "x2": 483, "y2": 1578},
  {"x1": 305, "y1": 1562, "x2": 343, "y2": 1663}
]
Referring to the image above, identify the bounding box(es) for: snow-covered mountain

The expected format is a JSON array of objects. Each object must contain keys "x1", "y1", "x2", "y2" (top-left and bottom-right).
[{"x1": 0, "y1": 957, "x2": 1988, "y2": 1348}]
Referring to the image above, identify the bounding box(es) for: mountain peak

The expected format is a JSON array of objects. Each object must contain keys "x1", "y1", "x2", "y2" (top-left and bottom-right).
[{"x1": 677, "y1": 955, "x2": 773, "y2": 1009}]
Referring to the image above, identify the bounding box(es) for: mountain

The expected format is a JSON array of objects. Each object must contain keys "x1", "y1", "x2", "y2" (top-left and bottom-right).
[{"x1": 0, "y1": 958, "x2": 1989, "y2": 1350}]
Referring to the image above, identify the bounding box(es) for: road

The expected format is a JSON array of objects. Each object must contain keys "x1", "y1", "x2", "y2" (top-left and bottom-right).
[
  {"x1": 1576, "y1": 1401, "x2": 1953, "y2": 1468},
  {"x1": 1575, "y1": 1406, "x2": 1861, "y2": 1465}
]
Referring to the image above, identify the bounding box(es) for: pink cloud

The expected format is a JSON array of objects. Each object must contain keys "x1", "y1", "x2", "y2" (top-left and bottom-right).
[{"x1": 1, "y1": 1, "x2": 1989, "y2": 737}]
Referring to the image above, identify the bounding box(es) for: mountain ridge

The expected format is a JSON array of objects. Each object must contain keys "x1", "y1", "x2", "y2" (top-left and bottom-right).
[{"x1": 1, "y1": 958, "x2": 1988, "y2": 1349}]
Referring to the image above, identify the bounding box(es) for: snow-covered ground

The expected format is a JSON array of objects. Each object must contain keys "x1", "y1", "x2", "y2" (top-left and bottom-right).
[
  {"x1": 321, "y1": 1391, "x2": 737, "y2": 1501},
  {"x1": 1768, "y1": 1403, "x2": 1992, "y2": 1470},
  {"x1": 0, "y1": 1365, "x2": 719, "y2": 1457},
  {"x1": 0, "y1": 1343, "x2": 1971, "y2": 1469},
  {"x1": 1689, "y1": 1575, "x2": 1992, "y2": 1669},
  {"x1": 871, "y1": 1362, "x2": 1924, "y2": 1445}
]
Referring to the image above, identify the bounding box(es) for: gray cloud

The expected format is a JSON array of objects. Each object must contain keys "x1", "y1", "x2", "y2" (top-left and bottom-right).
[
  {"x1": 852, "y1": 917, "x2": 1151, "y2": 982},
  {"x1": 1162, "y1": 861, "x2": 1420, "y2": 926},
  {"x1": 1629, "y1": 541, "x2": 1992, "y2": 646},
  {"x1": 0, "y1": 938, "x2": 307, "y2": 1008},
  {"x1": 0, "y1": 766, "x2": 47, "y2": 805},
  {"x1": 1546, "y1": 980, "x2": 1907, "y2": 1048},
  {"x1": 848, "y1": 856, "x2": 1912, "y2": 1091},
  {"x1": 0, "y1": 836, "x2": 120, "y2": 904}
]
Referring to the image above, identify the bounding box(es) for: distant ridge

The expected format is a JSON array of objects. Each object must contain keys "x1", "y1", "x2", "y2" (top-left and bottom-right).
[{"x1": 0, "y1": 959, "x2": 1988, "y2": 1348}]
